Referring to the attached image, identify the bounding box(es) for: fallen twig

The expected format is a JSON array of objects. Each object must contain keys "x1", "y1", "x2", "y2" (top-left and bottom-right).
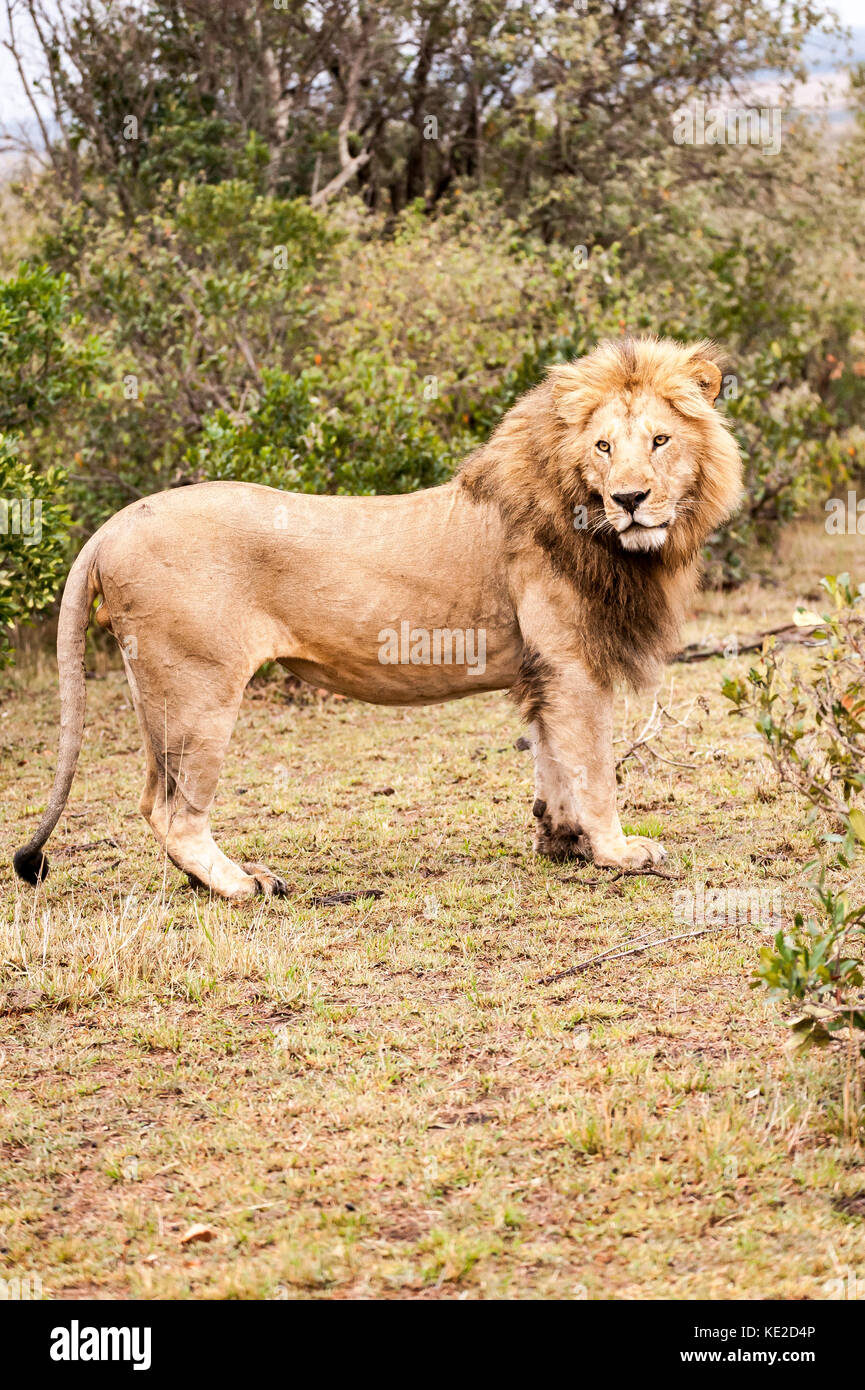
[
  {"x1": 55, "y1": 837, "x2": 121, "y2": 856},
  {"x1": 559, "y1": 866, "x2": 681, "y2": 885},
  {"x1": 538, "y1": 923, "x2": 736, "y2": 985},
  {"x1": 674, "y1": 623, "x2": 820, "y2": 664},
  {"x1": 615, "y1": 700, "x2": 662, "y2": 767},
  {"x1": 310, "y1": 889, "x2": 384, "y2": 907},
  {"x1": 615, "y1": 694, "x2": 700, "y2": 771},
  {"x1": 645, "y1": 749, "x2": 700, "y2": 770}
]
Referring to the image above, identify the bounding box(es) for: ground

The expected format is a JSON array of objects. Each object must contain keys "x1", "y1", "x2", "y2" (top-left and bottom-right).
[{"x1": 1, "y1": 517, "x2": 864, "y2": 1300}]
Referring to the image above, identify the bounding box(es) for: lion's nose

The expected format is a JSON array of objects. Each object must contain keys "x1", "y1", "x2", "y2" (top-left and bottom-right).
[{"x1": 611, "y1": 488, "x2": 650, "y2": 515}]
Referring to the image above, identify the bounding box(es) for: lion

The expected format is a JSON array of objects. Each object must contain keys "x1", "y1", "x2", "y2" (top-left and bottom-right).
[{"x1": 14, "y1": 335, "x2": 742, "y2": 900}]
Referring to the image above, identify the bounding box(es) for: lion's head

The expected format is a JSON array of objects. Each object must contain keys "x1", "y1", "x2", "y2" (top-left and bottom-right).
[
  {"x1": 458, "y1": 335, "x2": 744, "y2": 689},
  {"x1": 549, "y1": 336, "x2": 743, "y2": 559}
]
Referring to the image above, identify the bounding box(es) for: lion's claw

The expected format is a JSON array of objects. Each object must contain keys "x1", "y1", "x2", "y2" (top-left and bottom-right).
[
  {"x1": 242, "y1": 862, "x2": 289, "y2": 897},
  {"x1": 595, "y1": 835, "x2": 667, "y2": 871}
]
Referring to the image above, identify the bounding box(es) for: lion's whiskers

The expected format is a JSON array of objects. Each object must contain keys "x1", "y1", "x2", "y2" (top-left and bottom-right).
[{"x1": 587, "y1": 511, "x2": 615, "y2": 537}]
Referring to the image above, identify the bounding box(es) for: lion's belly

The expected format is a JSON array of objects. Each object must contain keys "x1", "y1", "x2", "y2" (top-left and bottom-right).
[{"x1": 280, "y1": 624, "x2": 523, "y2": 706}]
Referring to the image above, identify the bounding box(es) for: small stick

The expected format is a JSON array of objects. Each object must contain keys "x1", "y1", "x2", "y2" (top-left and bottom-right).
[
  {"x1": 615, "y1": 701, "x2": 661, "y2": 767},
  {"x1": 538, "y1": 924, "x2": 735, "y2": 985},
  {"x1": 645, "y1": 747, "x2": 699, "y2": 770},
  {"x1": 674, "y1": 623, "x2": 820, "y2": 664},
  {"x1": 310, "y1": 889, "x2": 383, "y2": 906},
  {"x1": 559, "y1": 866, "x2": 681, "y2": 885}
]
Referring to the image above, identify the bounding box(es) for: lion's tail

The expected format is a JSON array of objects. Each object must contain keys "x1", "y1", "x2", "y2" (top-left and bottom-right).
[{"x1": 13, "y1": 536, "x2": 101, "y2": 886}]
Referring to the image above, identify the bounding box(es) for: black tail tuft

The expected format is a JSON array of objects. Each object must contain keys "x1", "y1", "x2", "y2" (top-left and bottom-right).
[{"x1": 13, "y1": 846, "x2": 49, "y2": 885}]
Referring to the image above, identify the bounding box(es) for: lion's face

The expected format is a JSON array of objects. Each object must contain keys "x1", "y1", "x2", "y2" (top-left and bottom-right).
[
  {"x1": 549, "y1": 338, "x2": 739, "y2": 558},
  {"x1": 580, "y1": 389, "x2": 701, "y2": 552}
]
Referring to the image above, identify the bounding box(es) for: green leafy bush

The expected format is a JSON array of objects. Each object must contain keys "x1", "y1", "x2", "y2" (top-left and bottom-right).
[
  {"x1": 0, "y1": 264, "x2": 98, "y2": 662},
  {"x1": 0, "y1": 437, "x2": 71, "y2": 665},
  {"x1": 0, "y1": 263, "x2": 103, "y2": 433},
  {"x1": 34, "y1": 181, "x2": 334, "y2": 528},
  {"x1": 723, "y1": 575, "x2": 865, "y2": 1051},
  {"x1": 4, "y1": 37, "x2": 865, "y2": 600},
  {"x1": 190, "y1": 355, "x2": 455, "y2": 495}
]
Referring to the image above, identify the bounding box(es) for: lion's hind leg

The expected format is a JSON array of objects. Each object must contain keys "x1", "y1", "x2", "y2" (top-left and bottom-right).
[
  {"x1": 152, "y1": 799, "x2": 288, "y2": 900},
  {"x1": 127, "y1": 660, "x2": 285, "y2": 900}
]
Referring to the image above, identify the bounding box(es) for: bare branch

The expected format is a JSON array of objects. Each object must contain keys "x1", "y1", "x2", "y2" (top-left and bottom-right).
[{"x1": 310, "y1": 29, "x2": 374, "y2": 209}]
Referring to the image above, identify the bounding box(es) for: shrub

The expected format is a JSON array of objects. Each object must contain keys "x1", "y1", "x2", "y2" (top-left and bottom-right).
[
  {"x1": 0, "y1": 436, "x2": 71, "y2": 665},
  {"x1": 723, "y1": 575, "x2": 865, "y2": 1053},
  {"x1": 190, "y1": 355, "x2": 455, "y2": 495},
  {"x1": 33, "y1": 181, "x2": 335, "y2": 530},
  {"x1": 7, "y1": 100, "x2": 865, "y2": 590},
  {"x1": 0, "y1": 264, "x2": 97, "y2": 663},
  {"x1": 0, "y1": 263, "x2": 103, "y2": 434}
]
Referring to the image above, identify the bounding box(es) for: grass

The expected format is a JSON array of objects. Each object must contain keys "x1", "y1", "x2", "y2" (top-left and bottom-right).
[{"x1": 2, "y1": 517, "x2": 865, "y2": 1300}]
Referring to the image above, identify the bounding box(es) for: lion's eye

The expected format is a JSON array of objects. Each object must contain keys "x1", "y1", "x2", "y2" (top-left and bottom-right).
[
  {"x1": 596, "y1": 440, "x2": 610, "y2": 452},
  {"x1": 652, "y1": 434, "x2": 669, "y2": 449}
]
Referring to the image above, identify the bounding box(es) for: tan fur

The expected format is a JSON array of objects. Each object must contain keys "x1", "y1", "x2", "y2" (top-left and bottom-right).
[{"x1": 14, "y1": 336, "x2": 742, "y2": 898}]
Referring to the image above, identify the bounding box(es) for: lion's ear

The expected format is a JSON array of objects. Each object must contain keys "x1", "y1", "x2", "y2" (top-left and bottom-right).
[
  {"x1": 692, "y1": 358, "x2": 723, "y2": 405},
  {"x1": 550, "y1": 364, "x2": 596, "y2": 427}
]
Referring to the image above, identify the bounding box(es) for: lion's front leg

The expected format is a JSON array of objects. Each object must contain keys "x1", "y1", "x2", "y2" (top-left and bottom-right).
[
  {"x1": 525, "y1": 671, "x2": 667, "y2": 871},
  {"x1": 528, "y1": 722, "x2": 592, "y2": 861}
]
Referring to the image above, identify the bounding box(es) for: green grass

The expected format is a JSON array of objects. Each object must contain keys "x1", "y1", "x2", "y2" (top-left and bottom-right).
[{"x1": 1, "y1": 517, "x2": 864, "y2": 1299}]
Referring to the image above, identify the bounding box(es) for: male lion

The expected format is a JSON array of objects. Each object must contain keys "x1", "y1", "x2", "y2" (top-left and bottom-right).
[{"x1": 14, "y1": 336, "x2": 742, "y2": 899}]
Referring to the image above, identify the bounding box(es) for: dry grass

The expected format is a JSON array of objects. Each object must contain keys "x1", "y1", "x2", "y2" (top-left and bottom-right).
[{"x1": 2, "y1": 516, "x2": 865, "y2": 1300}]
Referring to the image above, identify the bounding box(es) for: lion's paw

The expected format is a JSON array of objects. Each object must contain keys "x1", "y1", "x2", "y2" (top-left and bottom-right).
[
  {"x1": 242, "y1": 862, "x2": 289, "y2": 897},
  {"x1": 533, "y1": 822, "x2": 593, "y2": 862},
  {"x1": 595, "y1": 835, "x2": 667, "y2": 871}
]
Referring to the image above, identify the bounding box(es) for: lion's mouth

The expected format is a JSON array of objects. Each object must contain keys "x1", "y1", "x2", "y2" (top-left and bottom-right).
[
  {"x1": 599, "y1": 495, "x2": 675, "y2": 548},
  {"x1": 617, "y1": 518, "x2": 672, "y2": 551}
]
